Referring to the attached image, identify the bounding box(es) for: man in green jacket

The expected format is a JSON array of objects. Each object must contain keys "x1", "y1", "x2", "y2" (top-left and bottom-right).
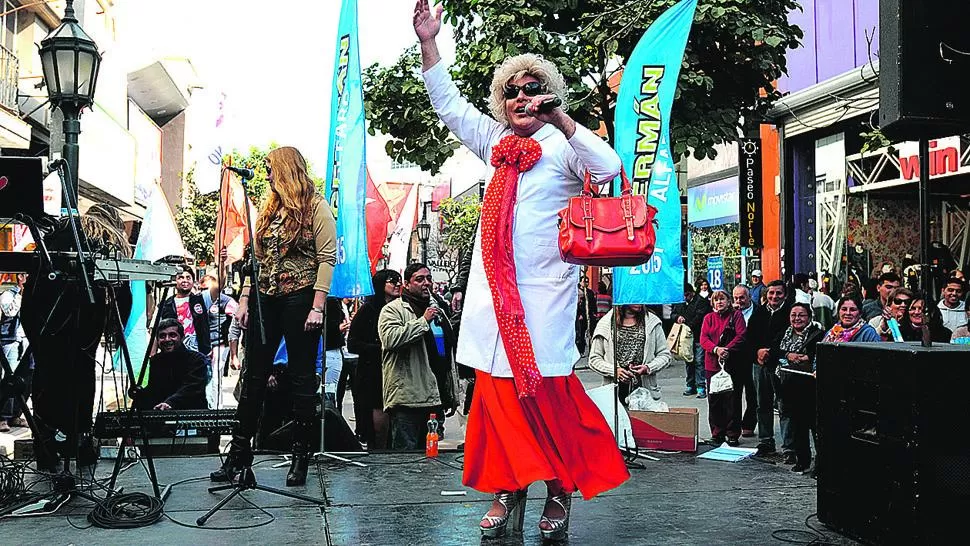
[{"x1": 378, "y1": 263, "x2": 458, "y2": 450}]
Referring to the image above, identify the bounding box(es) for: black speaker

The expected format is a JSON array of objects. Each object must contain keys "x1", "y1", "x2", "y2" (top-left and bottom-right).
[
  {"x1": 816, "y1": 342, "x2": 970, "y2": 545},
  {"x1": 879, "y1": 0, "x2": 970, "y2": 139}
]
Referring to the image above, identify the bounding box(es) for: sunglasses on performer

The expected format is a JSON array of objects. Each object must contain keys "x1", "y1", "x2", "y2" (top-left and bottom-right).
[{"x1": 503, "y1": 81, "x2": 546, "y2": 99}]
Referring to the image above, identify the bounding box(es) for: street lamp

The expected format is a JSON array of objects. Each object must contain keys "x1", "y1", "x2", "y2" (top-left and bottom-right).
[
  {"x1": 417, "y1": 205, "x2": 431, "y2": 264},
  {"x1": 38, "y1": 0, "x2": 102, "y2": 203}
]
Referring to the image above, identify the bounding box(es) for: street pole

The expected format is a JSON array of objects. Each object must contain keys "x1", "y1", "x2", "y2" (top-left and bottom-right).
[
  {"x1": 918, "y1": 138, "x2": 930, "y2": 297},
  {"x1": 61, "y1": 103, "x2": 81, "y2": 208}
]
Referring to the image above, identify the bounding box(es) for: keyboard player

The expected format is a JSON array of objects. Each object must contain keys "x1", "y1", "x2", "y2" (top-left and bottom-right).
[{"x1": 135, "y1": 319, "x2": 208, "y2": 411}]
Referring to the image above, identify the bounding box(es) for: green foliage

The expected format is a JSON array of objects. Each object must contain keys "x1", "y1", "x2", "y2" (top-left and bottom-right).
[
  {"x1": 438, "y1": 196, "x2": 482, "y2": 258},
  {"x1": 174, "y1": 142, "x2": 326, "y2": 264},
  {"x1": 859, "y1": 127, "x2": 893, "y2": 155},
  {"x1": 363, "y1": 0, "x2": 803, "y2": 166},
  {"x1": 363, "y1": 48, "x2": 461, "y2": 174}
]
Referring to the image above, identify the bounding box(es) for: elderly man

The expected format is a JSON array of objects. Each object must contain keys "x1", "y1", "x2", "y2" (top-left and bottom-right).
[
  {"x1": 749, "y1": 281, "x2": 792, "y2": 457},
  {"x1": 378, "y1": 262, "x2": 458, "y2": 450},
  {"x1": 136, "y1": 318, "x2": 208, "y2": 411},
  {"x1": 731, "y1": 285, "x2": 762, "y2": 439}
]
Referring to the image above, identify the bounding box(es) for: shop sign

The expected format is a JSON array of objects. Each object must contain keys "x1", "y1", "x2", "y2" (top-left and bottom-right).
[
  {"x1": 687, "y1": 176, "x2": 739, "y2": 227},
  {"x1": 707, "y1": 256, "x2": 724, "y2": 290},
  {"x1": 738, "y1": 138, "x2": 763, "y2": 248}
]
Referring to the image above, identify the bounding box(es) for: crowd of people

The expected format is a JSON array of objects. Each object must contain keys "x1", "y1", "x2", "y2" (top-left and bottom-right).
[{"x1": 576, "y1": 265, "x2": 970, "y2": 479}]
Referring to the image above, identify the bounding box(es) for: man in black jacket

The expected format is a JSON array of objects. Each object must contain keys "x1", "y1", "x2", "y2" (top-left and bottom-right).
[
  {"x1": 135, "y1": 319, "x2": 208, "y2": 411},
  {"x1": 672, "y1": 283, "x2": 711, "y2": 397},
  {"x1": 158, "y1": 266, "x2": 212, "y2": 357},
  {"x1": 748, "y1": 280, "x2": 793, "y2": 457}
]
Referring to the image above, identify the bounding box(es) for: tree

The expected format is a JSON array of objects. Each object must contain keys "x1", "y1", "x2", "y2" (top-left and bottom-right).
[
  {"x1": 174, "y1": 143, "x2": 327, "y2": 264},
  {"x1": 363, "y1": 0, "x2": 802, "y2": 168},
  {"x1": 436, "y1": 196, "x2": 481, "y2": 283}
]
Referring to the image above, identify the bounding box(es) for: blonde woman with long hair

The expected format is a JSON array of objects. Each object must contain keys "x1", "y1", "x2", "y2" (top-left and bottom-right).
[{"x1": 211, "y1": 146, "x2": 337, "y2": 487}]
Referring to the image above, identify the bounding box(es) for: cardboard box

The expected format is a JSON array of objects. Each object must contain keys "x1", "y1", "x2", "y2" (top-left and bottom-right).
[{"x1": 628, "y1": 408, "x2": 698, "y2": 452}]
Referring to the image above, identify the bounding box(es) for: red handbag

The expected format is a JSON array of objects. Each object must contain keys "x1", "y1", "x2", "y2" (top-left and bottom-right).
[{"x1": 557, "y1": 168, "x2": 657, "y2": 266}]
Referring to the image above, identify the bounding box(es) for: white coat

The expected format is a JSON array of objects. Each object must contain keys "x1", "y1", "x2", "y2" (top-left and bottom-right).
[{"x1": 423, "y1": 61, "x2": 622, "y2": 377}]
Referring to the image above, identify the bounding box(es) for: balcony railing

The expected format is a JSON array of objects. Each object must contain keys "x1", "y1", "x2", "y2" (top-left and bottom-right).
[{"x1": 0, "y1": 44, "x2": 19, "y2": 112}]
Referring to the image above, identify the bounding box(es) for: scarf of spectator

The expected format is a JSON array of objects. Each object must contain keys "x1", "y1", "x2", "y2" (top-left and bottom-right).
[
  {"x1": 779, "y1": 322, "x2": 823, "y2": 354},
  {"x1": 480, "y1": 135, "x2": 543, "y2": 398},
  {"x1": 824, "y1": 319, "x2": 865, "y2": 343}
]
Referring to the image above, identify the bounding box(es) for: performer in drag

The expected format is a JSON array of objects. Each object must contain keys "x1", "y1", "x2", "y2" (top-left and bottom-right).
[
  {"x1": 210, "y1": 146, "x2": 337, "y2": 487},
  {"x1": 414, "y1": 1, "x2": 630, "y2": 540}
]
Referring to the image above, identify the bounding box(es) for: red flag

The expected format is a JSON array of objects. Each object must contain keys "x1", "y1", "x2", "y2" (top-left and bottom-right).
[
  {"x1": 215, "y1": 168, "x2": 251, "y2": 268},
  {"x1": 365, "y1": 170, "x2": 391, "y2": 275},
  {"x1": 431, "y1": 180, "x2": 451, "y2": 211}
]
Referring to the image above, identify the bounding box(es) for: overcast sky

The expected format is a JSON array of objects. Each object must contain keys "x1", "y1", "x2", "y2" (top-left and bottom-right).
[{"x1": 115, "y1": 0, "x2": 455, "y2": 174}]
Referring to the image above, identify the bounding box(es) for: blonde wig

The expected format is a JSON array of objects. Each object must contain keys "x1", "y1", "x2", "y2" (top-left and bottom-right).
[
  {"x1": 254, "y1": 146, "x2": 317, "y2": 254},
  {"x1": 488, "y1": 53, "x2": 568, "y2": 125}
]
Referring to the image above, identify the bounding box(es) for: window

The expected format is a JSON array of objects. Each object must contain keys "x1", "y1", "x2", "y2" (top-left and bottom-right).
[{"x1": 1, "y1": 1, "x2": 16, "y2": 52}]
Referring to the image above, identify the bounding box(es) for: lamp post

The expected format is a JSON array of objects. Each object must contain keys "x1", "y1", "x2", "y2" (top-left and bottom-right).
[
  {"x1": 38, "y1": 0, "x2": 102, "y2": 204},
  {"x1": 417, "y1": 203, "x2": 431, "y2": 264}
]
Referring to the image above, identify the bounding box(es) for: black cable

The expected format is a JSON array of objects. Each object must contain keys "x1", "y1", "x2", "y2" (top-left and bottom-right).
[
  {"x1": 86, "y1": 492, "x2": 164, "y2": 529},
  {"x1": 770, "y1": 513, "x2": 842, "y2": 546}
]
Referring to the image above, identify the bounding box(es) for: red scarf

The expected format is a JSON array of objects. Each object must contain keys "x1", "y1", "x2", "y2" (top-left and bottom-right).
[{"x1": 481, "y1": 134, "x2": 543, "y2": 397}]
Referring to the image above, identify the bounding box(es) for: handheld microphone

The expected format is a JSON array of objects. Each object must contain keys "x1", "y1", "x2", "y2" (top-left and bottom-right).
[
  {"x1": 226, "y1": 166, "x2": 255, "y2": 180},
  {"x1": 527, "y1": 96, "x2": 562, "y2": 116}
]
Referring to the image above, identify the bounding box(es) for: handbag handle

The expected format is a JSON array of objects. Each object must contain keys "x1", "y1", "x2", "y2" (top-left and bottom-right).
[{"x1": 583, "y1": 167, "x2": 633, "y2": 197}]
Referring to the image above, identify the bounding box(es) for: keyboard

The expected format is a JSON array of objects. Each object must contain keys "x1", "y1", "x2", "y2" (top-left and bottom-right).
[
  {"x1": 93, "y1": 409, "x2": 237, "y2": 439},
  {"x1": 0, "y1": 251, "x2": 180, "y2": 282}
]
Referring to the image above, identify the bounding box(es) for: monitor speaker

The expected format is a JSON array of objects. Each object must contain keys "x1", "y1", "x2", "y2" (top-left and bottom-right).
[
  {"x1": 879, "y1": 0, "x2": 970, "y2": 139},
  {"x1": 816, "y1": 342, "x2": 970, "y2": 545}
]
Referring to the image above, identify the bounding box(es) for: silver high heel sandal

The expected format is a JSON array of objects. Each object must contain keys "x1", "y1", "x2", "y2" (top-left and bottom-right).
[
  {"x1": 479, "y1": 490, "x2": 528, "y2": 538},
  {"x1": 539, "y1": 492, "x2": 572, "y2": 541}
]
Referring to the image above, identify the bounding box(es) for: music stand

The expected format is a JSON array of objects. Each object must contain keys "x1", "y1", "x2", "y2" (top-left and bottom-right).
[{"x1": 610, "y1": 305, "x2": 646, "y2": 470}]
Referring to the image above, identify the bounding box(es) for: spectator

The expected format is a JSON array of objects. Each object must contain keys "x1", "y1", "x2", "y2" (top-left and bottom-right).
[
  {"x1": 135, "y1": 319, "x2": 208, "y2": 411},
  {"x1": 575, "y1": 277, "x2": 596, "y2": 355},
  {"x1": 348, "y1": 269, "x2": 402, "y2": 449},
  {"x1": 730, "y1": 285, "x2": 761, "y2": 439},
  {"x1": 199, "y1": 274, "x2": 239, "y2": 409},
  {"x1": 748, "y1": 280, "x2": 792, "y2": 457},
  {"x1": 699, "y1": 290, "x2": 747, "y2": 447},
  {"x1": 769, "y1": 304, "x2": 824, "y2": 473},
  {"x1": 697, "y1": 279, "x2": 711, "y2": 299},
  {"x1": 950, "y1": 304, "x2": 970, "y2": 344},
  {"x1": 672, "y1": 283, "x2": 712, "y2": 398},
  {"x1": 810, "y1": 278, "x2": 836, "y2": 331},
  {"x1": 905, "y1": 296, "x2": 952, "y2": 343},
  {"x1": 938, "y1": 277, "x2": 967, "y2": 332},
  {"x1": 588, "y1": 305, "x2": 671, "y2": 406},
  {"x1": 0, "y1": 275, "x2": 29, "y2": 431},
  {"x1": 377, "y1": 263, "x2": 458, "y2": 450},
  {"x1": 868, "y1": 287, "x2": 914, "y2": 340},
  {"x1": 323, "y1": 296, "x2": 349, "y2": 408},
  {"x1": 823, "y1": 295, "x2": 882, "y2": 343},
  {"x1": 749, "y1": 270, "x2": 765, "y2": 306},
  {"x1": 594, "y1": 281, "x2": 612, "y2": 323},
  {"x1": 159, "y1": 266, "x2": 212, "y2": 357},
  {"x1": 792, "y1": 273, "x2": 812, "y2": 304},
  {"x1": 861, "y1": 272, "x2": 902, "y2": 321}
]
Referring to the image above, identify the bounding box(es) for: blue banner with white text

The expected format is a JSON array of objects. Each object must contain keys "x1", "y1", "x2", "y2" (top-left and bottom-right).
[
  {"x1": 324, "y1": 0, "x2": 373, "y2": 298},
  {"x1": 612, "y1": 0, "x2": 697, "y2": 305}
]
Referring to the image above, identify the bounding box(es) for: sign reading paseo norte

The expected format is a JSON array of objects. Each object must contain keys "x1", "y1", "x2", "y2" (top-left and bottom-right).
[{"x1": 738, "y1": 137, "x2": 763, "y2": 248}]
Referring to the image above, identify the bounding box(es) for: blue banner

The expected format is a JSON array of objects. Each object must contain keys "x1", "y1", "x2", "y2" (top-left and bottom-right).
[
  {"x1": 324, "y1": 0, "x2": 373, "y2": 298},
  {"x1": 612, "y1": 0, "x2": 697, "y2": 305},
  {"x1": 707, "y1": 256, "x2": 725, "y2": 290}
]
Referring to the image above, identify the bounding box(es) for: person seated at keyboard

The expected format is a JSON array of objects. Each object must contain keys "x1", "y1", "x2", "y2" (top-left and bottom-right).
[{"x1": 136, "y1": 318, "x2": 208, "y2": 411}]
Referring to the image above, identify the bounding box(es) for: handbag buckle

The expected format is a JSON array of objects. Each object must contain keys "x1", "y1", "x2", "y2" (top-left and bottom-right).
[
  {"x1": 622, "y1": 195, "x2": 635, "y2": 241},
  {"x1": 583, "y1": 196, "x2": 594, "y2": 241}
]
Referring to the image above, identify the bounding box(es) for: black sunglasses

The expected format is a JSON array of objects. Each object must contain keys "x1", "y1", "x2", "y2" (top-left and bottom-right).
[
  {"x1": 503, "y1": 81, "x2": 546, "y2": 99},
  {"x1": 386, "y1": 278, "x2": 402, "y2": 285},
  {"x1": 893, "y1": 297, "x2": 911, "y2": 306}
]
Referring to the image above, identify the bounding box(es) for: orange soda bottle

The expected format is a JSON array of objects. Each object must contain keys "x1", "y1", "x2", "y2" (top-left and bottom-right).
[{"x1": 426, "y1": 413, "x2": 439, "y2": 457}]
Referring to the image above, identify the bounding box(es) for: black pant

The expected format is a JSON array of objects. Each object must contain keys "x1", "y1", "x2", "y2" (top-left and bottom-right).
[
  {"x1": 235, "y1": 287, "x2": 320, "y2": 439},
  {"x1": 389, "y1": 406, "x2": 443, "y2": 451},
  {"x1": 781, "y1": 376, "x2": 816, "y2": 466},
  {"x1": 737, "y1": 361, "x2": 758, "y2": 431},
  {"x1": 21, "y1": 280, "x2": 111, "y2": 463},
  {"x1": 706, "y1": 368, "x2": 743, "y2": 441}
]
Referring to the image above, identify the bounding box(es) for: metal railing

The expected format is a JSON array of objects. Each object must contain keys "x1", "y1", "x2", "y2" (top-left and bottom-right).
[{"x1": 0, "y1": 44, "x2": 19, "y2": 111}]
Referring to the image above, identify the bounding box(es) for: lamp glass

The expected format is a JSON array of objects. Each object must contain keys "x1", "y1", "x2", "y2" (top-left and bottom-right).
[
  {"x1": 417, "y1": 222, "x2": 431, "y2": 243},
  {"x1": 77, "y1": 50, "x2": 96, "y2": 97},
  {"x1": 54, "y1": 49, "x2": 77, "y2": 96}
]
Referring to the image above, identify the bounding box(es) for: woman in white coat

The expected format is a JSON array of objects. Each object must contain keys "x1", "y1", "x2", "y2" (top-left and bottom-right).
[
  {"x1": 414, "y1": 1, "x2": 629, "y2": 540},
  {"x1": 588, "y1": 305, "x2": 672, "y2": 405}
]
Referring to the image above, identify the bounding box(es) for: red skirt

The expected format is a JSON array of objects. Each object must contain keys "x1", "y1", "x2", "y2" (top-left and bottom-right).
[{"x1": 462, "y1": 370, "x2": 630, "y2": 500}]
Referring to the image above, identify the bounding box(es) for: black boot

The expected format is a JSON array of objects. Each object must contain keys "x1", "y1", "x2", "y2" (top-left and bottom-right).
[
  {"x1": 286, "y1": 421, "x2": 312, "y2": 486},
  {"x1": 210, "y1": 435, "x2": 252, "y2": 482}
]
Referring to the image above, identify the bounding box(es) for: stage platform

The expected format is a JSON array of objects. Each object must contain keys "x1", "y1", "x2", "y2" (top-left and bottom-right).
[{"x1": 0, "y1": 450, "x2": 863, "y2": 545}]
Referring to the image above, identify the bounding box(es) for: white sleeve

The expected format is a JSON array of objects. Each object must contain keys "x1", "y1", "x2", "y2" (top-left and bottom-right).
[
  {"x1": 423, "y1": 60, "x2": 505, "y2": 162},
  {"x1": 563, "y1": 123, "x2": 623, "y2": 185}
]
